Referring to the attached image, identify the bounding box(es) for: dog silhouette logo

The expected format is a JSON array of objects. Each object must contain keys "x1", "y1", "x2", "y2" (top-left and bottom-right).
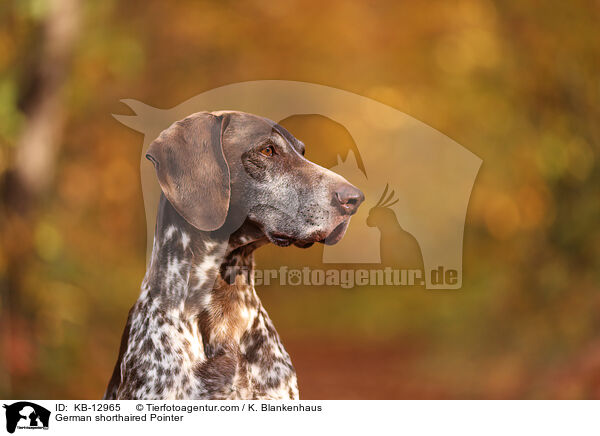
[{"x1": 2, "y1": 402, "x2": 50, "y2": 433}]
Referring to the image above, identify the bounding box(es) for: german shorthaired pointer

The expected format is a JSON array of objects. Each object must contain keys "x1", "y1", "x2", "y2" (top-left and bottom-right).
[{"x1": 104, "y1": 111, "x2": 364, "y2": 399}]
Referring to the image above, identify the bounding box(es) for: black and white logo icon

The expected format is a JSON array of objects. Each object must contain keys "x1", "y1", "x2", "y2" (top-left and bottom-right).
[{"x1": 3, "y1": 402, "x2": 50, "y2": 434}]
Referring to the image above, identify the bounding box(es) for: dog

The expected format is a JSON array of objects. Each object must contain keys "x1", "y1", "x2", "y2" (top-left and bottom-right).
[{"x1": 103, "y1": 111, "x2": 364, "y2": 399}]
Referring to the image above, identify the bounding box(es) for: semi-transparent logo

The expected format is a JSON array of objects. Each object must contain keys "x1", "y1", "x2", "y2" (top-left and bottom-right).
[{"x1": 115, "y1": 81, "x2": 481, "y2": 289}]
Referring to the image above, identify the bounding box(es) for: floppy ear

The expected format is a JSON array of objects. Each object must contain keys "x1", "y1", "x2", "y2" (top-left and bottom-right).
[{"x1": 146, "y1": 112, "x2": 230, "y2": 231}]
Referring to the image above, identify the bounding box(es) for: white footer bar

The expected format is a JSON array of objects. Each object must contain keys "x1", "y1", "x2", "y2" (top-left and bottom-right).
[{"x1": 1, "y1": 400, "x2": 594, "y2": 435}]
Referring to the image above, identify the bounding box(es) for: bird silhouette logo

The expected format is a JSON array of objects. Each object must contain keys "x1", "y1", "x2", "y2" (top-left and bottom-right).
[{"x1": 367, "y1": 184, "x2": 424, "y2": 271}]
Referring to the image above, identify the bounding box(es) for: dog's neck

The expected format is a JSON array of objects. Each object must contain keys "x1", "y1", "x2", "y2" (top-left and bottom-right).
[
  {"x1": 143, "y1": 194, "x2": 267, "y2": 316},
  {"x1": 105, "y1": 194, "x2": 299, "y2": 400}
]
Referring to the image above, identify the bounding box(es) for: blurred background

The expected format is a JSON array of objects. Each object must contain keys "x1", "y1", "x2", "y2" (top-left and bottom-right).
[{"x1": 1, "y1": 0, "x2": 599, "y2": 399}]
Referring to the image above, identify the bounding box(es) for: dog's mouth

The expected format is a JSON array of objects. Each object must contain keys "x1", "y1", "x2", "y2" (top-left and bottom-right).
[
  {"x1": 268, "y1": 233, "x2": 296, "y2": 247},
  {"x1": 267, "y1": 219, "x2": 350, "y2": 248},
  {"x1": 267, "y1": 232, "x2": 315, "y2": 248},
  {"x1": 319, "y1": 220, "x2": 349, "y2": 246}
]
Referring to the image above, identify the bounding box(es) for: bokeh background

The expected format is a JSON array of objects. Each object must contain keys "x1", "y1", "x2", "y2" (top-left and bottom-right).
[{"x1": 1, "y1": 0, "x2": 599, "y2": 399}]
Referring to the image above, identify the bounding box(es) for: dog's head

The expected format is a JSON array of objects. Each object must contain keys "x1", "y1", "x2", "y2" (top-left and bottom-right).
[{"x1": 146, "y1": 111, "x2": 364, "y2": 247}]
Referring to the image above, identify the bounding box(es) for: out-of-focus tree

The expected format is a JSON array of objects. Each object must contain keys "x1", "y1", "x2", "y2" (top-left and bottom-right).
[{"x1": 1, "y1": 0, "x2": 81, "y2": 396}]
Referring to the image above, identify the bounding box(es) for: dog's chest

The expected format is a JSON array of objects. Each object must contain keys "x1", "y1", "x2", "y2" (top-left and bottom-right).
[
  {"x1": 117, "y1": 294, "x2": 205, "y2": 399},
  {"x1": 119, "y1": 285, "x2": 298, "y2": 400}
]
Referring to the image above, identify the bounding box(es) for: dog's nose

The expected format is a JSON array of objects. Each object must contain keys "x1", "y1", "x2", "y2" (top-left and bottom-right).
[{"x1": 334, "y1": 184, "x2": 365, "y2": 215}]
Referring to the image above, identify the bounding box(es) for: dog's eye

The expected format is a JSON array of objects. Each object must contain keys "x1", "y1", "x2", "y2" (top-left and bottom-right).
[{"x1": 260, "y1": 145, "x2": 275, "y2": 157}]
